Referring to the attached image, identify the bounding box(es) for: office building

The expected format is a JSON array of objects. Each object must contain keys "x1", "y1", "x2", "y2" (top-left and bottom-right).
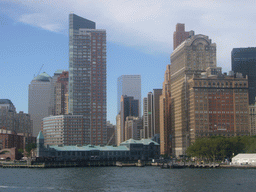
[
  {"x1": 188, "y1": 68, "x2": 250, "y2": 143},
  {"x1": 170, "y1": 31, "x2": 217, "y2": 156},
  {"x1": 232, "y1": 47, "x2": 256, "y2": 104},
  {"x1": 117, "y1": 75, "x2": 141, "y2": 115},
  {"x1": 28, "y1": 72, "x2": 52, "y2": 136},
  {"x1": 68, "y1": 13, "x2": 107, "y2": 145}
]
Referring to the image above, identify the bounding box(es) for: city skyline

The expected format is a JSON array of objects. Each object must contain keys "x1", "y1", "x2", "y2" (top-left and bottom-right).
[{"x1": 1, "y1": 1, "x2": 256, "y2": 124}]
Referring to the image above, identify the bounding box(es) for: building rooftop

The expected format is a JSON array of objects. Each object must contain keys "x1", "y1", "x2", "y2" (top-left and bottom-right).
[
  {"x1": 32, "y1": 72, "x2": 51, "y2": 82},
  {"x1": 0, "y1": 99, "x2": 13, "y2": 105},
  {"x1": 37, "y1": 131, "x2": 44, "y2": 140},
  {"x1": 50, "y1": 145, "x2": 129, "y2": 151}
]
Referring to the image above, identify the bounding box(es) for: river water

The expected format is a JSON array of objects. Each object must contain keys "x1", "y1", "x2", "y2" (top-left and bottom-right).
[{"x1": 0, "y1": 166, "x2": 255, "y2": 191}]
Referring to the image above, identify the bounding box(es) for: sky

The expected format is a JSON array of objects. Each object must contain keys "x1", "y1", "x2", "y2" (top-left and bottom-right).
[{"x1": 1, "y1": 0, "x2": 256, "y2": 124}]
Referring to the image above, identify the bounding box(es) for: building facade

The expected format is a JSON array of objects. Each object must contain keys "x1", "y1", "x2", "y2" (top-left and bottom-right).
[
  {"x1": 68, "y1": 13, "x2": 107, "y2": 145},
  {"x1": 170, "y1": 32, "x2": 217, "y2": 156},
  {"x1": 117, "y1": 75, "x2": 141, "y2": 115},
  {"x1": 42, "y1": 115, "x2": 88, "y2": 146},
  {"x1": 188, "y1": 68, "x2": 250, "y2": 143},
  {"x1": 232, "y1": 47, "x2": 256, "y2": 105},
  {"x1": 28, "y1": 72, "x2": 52, "y2": 136}
]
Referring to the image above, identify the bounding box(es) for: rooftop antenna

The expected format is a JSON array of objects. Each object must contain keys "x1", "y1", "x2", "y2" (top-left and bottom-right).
[{"x1": 36, "y1": 64, "x2": 44, "y2": 76}]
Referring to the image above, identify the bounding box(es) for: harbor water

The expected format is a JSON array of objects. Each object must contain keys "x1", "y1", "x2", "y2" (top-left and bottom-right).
[{"x1": 0, "y1": 166, "x2": 255, "y2": 191}]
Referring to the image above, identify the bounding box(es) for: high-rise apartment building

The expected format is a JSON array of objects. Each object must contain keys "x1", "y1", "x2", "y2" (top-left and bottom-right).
[
  {"x1": 231, "y1": 47, "x2": 256, "y2": 104},
  {"x1": 173, "y1": 23, "x2": 190, "y2": 50},
  {"x1": 68, "y1": 14, "x2": 107, "y2": 145},
  {"x1": 117, "y1": 75, "x2": 141, "y2": 115},
  {"x1": 249, "y1": 101, "x2": 256, "y2": 136},
  {"x1": 28, "y1": 72, "x2": 52, "y2": 136}
]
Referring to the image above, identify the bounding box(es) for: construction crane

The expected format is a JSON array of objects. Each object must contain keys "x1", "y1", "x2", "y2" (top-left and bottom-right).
[{"x1": 106, "y1": 132, "x2": 115, "y2": 145}]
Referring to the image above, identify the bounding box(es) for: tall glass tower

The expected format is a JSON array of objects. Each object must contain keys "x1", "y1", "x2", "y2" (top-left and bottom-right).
[
  {"x1": 117, "y1": 75, "x2": 141, "y2": 115},
  {"x1": 69, "y1": 14, "x2": 107, "y2": 145}
]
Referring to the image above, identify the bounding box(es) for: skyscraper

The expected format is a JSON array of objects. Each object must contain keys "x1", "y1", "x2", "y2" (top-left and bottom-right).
[
  {"x1": 68, "y1": 14, "x2": 107, "y2": 145},
  {"x1": 170, "y1": 32, "x2": 216, "y2": 156},
  {"x1": 117, "y1": 75, "x2": 141, "y2": 115},
  {"x1": 28, "y1": 72, "x2": 52, "y2": 136},
  {"x1": 231, "y1": 47, "x2": 256, "y2": 104}
]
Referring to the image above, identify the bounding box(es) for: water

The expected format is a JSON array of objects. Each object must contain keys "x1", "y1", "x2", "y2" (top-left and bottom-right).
[{"x1": 0, "y1": 167, "x2": 255, "y2": 191}]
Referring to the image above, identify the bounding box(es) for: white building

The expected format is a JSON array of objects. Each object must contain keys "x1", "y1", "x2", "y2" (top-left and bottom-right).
[
  {"x1": 232, "y1": 153, "x2": 256, "y2": 165},
  {"x1": 28, "y1": 72, "x2": 52, "y2": 137}
]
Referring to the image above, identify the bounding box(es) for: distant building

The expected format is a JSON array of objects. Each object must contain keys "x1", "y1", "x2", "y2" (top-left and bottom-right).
[
  {"x1": 0, "y1": 128, "x2": 24, "y2": 150},
  {"x1": 119, "y1": 95, "x2": 139, "y2": 144},
  {"x1": 232, "y1": 47, "x2": 256, "y2": 104},
  {"x1": 159, "y1": 65, "x2": 172, "y2": 156},
  {"x1": 232, "y1": 154, "x2": 256, "y2": 165},
  {"x1": 28, "y1": 72, "x2": 52, "y2": 137},
  {"x1": 124, "y1": 116, "x2": 143, "y2": 140},
  {"x1": 116, "y1": 113, "x2": 121, "y2": 145},
  {"x1": 0, "y1": 100, "x2": 32, "y2": 134},
  {"x1": 117, "y1": 75, "x2": 141, "y2": 115},
  {"x1": 143, "y1": 90, "x2": 162, "y2": 140}
]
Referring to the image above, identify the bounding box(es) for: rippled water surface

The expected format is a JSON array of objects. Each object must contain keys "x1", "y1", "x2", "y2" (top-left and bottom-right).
[{"x1": 0, "y1": 167, "x2": 255, "y2": 191}]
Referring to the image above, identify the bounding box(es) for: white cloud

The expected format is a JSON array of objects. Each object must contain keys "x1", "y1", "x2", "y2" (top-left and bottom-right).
[{"x1": 5, "y1": 0, "x2": 256, "y2": 61}]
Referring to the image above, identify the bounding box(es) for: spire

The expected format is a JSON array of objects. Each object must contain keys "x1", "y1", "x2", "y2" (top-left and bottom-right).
[{"x1": 37, "y1": 131, "x2": 44, "y2": 140}]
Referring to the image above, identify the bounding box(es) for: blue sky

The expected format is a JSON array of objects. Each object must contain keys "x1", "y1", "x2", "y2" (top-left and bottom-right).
[{"x1": 1, "y1": 0, "x2": 256, "y2": 124}]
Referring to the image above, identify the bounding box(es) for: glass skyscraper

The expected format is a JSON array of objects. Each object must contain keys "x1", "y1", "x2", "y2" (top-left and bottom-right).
[
  {"x1": 69, "y1": 14, "x2": 107, "y2": 145},
  {"x1": 232, "y1": 47, "x2": 256, "y2": 104}
]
